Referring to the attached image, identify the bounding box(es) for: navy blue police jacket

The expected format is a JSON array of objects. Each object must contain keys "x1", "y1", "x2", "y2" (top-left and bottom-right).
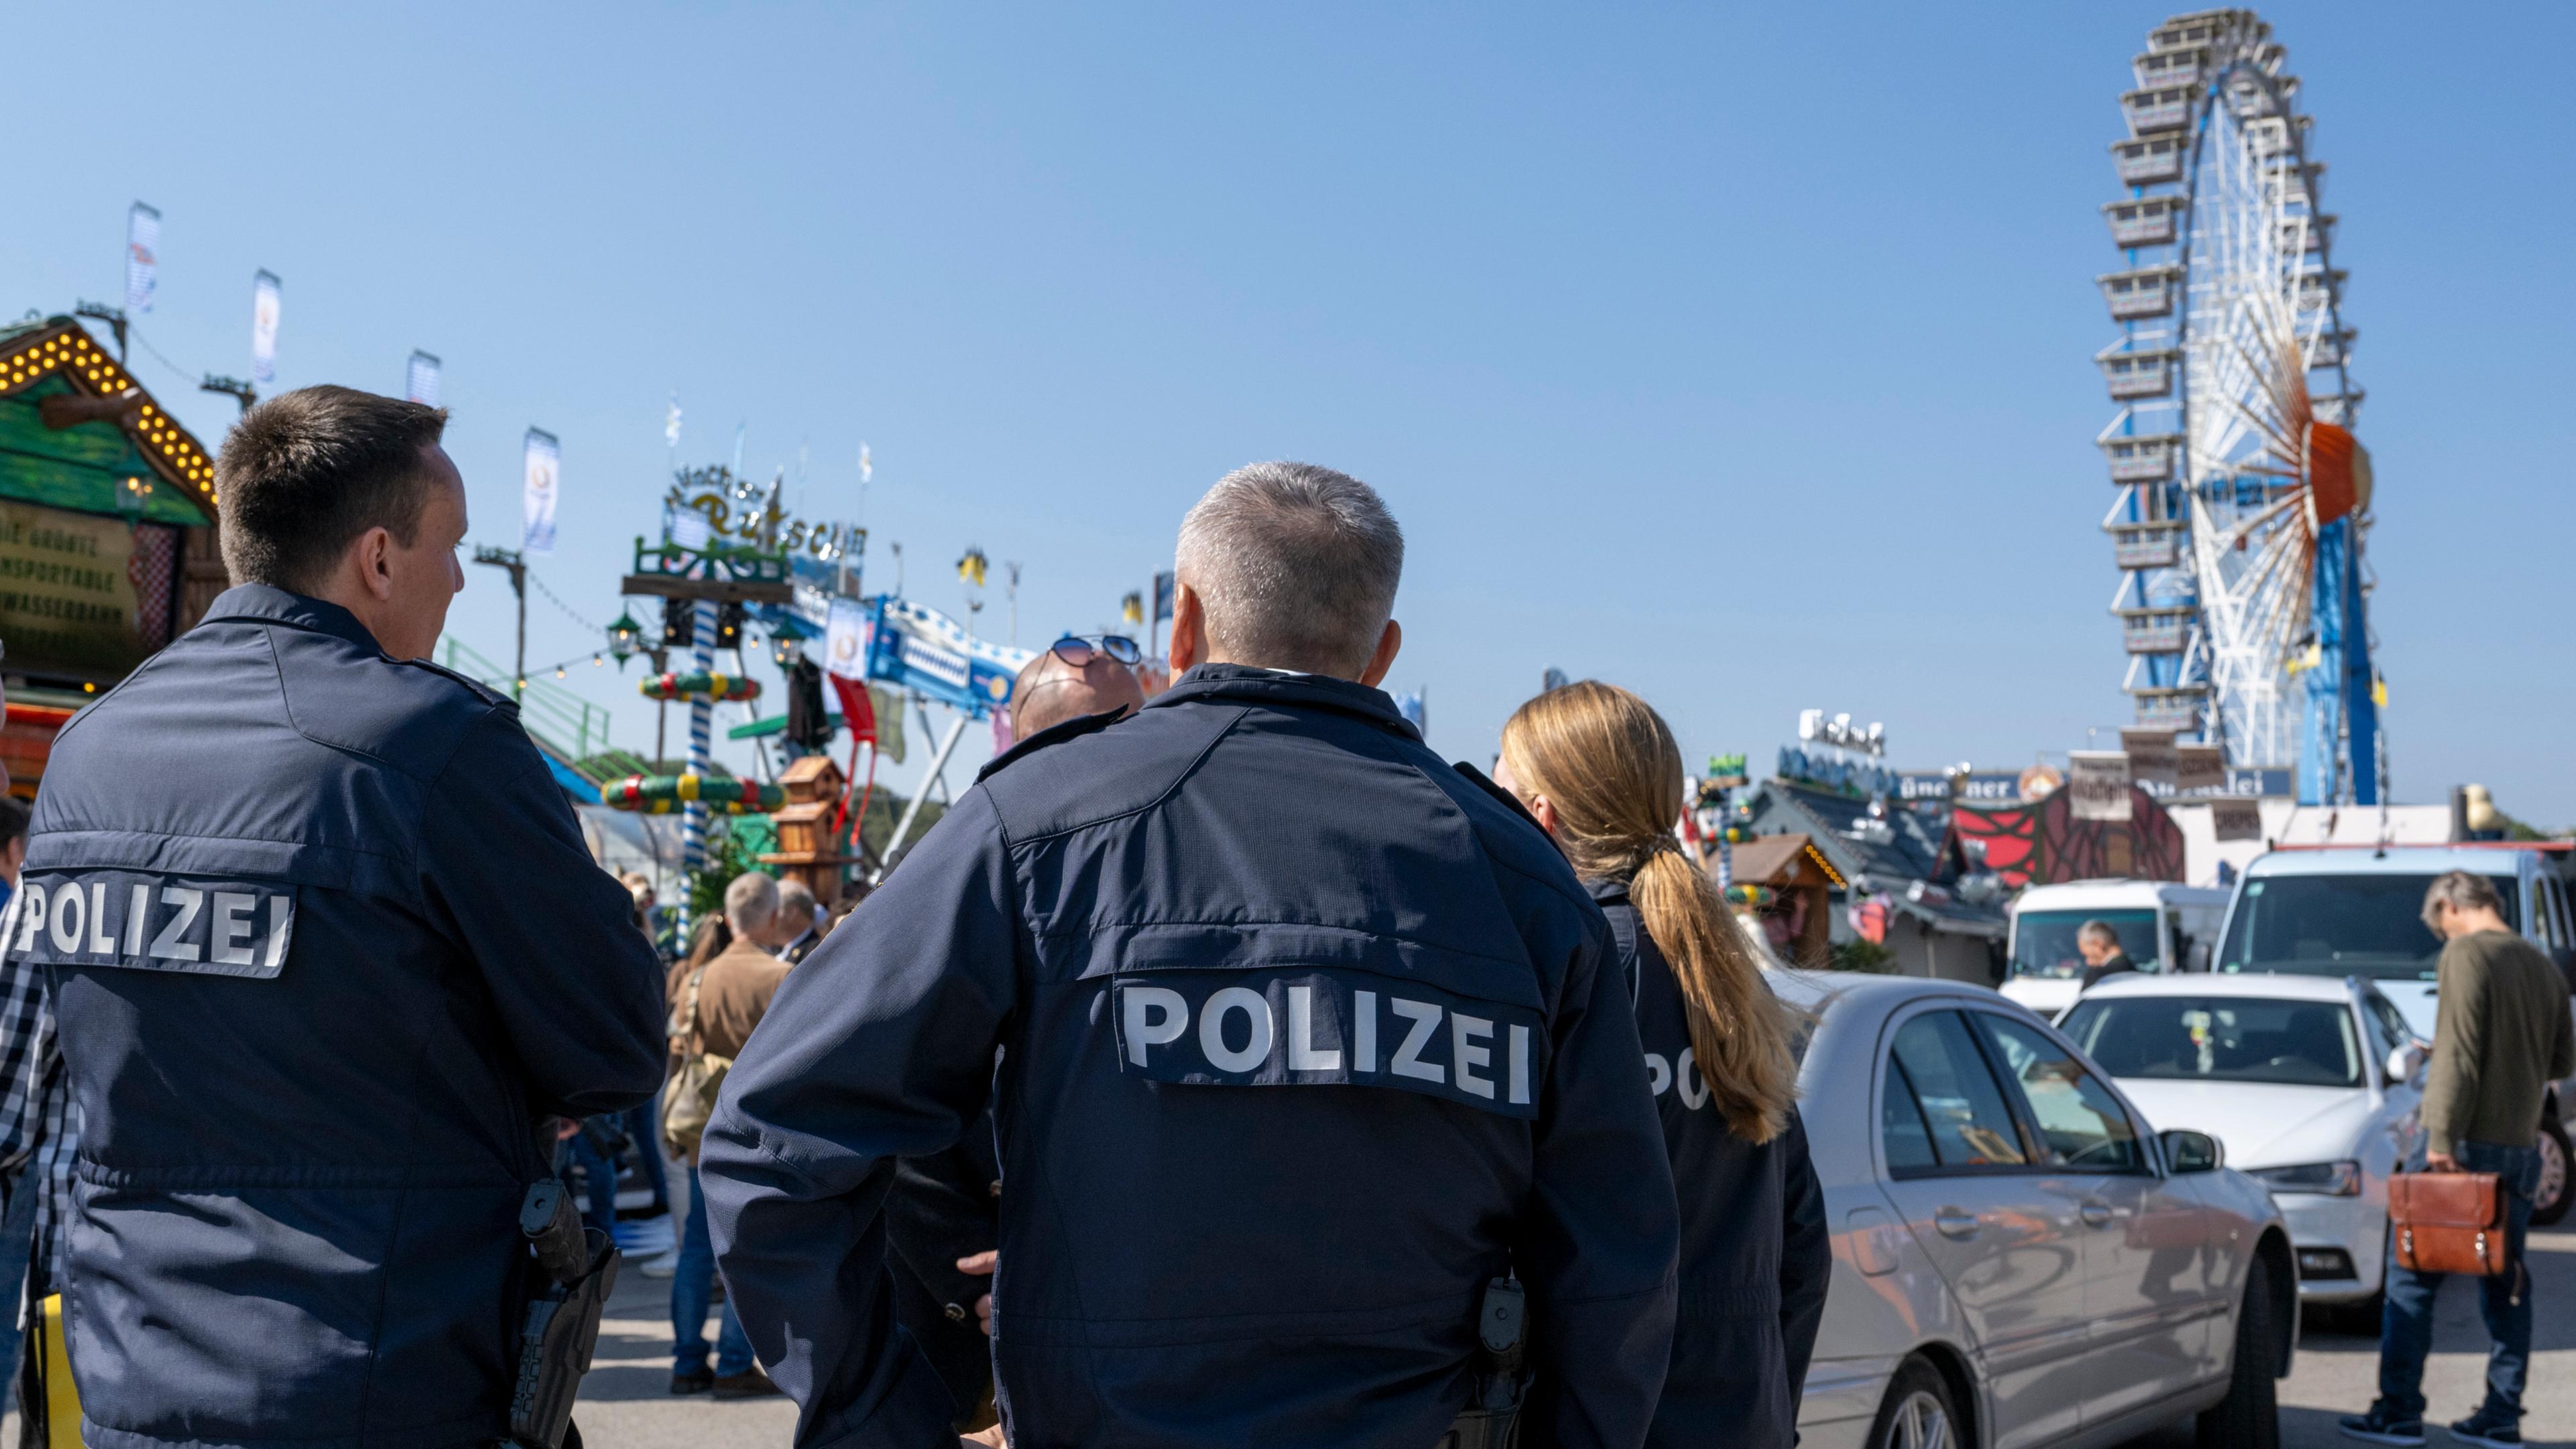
[
  {"x1": 702, "y1": 665, "x2": 1680, "y2": 1449},
  {"x1": 18, "y1": 585, "x2": 667, "y2": 1449},
  {"x1": 1591, "y1": 878, "x2": 1831, "y2": 1449}
]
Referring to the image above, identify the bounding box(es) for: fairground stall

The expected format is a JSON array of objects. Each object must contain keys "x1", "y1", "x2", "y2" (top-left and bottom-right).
[{"x1": 0, "y1": 315, "x2": 227, "y2": 794}]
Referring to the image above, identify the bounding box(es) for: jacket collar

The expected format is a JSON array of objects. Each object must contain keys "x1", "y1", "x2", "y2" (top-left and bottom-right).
[
  {"x1": 1144, "y1": 663, "x2": 1417, "y2": 740},
  {"x1": 1584, "y1": 874, "x2": 1631, "y2": 907},
  {"x1": 198, "y1": 584, "x2": 388, "y2": 655}
]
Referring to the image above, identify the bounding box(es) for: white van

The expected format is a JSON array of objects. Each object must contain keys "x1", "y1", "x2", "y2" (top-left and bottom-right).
[{"x1": 2000, "y1": 879, "x2": 2231, "y2": 1020}]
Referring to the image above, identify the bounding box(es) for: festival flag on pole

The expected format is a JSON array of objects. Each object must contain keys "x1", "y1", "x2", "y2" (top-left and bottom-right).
[
  {"x1": 250, "y1": 271, "x2": 282, "y2": 385},
  {"x1": 1121, "y1": 591, "x2": 1144, "y2": 626},
  {"x1": 125, "y1": 203, "x2": 160, "y2": 315},
  {"x1": 406, "y1": 351, "x2": 441, "y2": 407},
  {"x1": 1152, "y1": 570, "x2": 1175, "y2": 623},
  {"x1": 664, "y1": 393, "x2": 682, "y2": 449},
  {"x1": 858, "y1": 443, "x2": 873, "y2": 484},
  {"x1": 957, "y1": 547, "x2": 989, "y2": 588},
  {"x1": 522, "y1": 429, "x2": 560, "y2": 557}
]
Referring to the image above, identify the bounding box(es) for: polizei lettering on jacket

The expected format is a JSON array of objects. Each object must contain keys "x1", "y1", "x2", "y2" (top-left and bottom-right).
[
  {"x1": 15, "y1": 871, "x2": 295, "y2": 980},
  {"x1": 1110, "y1": 968, "x2": 1544, "y2": 1120}
]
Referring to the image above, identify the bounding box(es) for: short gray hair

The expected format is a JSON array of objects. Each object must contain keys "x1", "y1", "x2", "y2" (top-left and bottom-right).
[
  {"x1": 2078, "y1": 919, "x2": 2119, "y2": 947},
  {"x1": 2421, "y1": 870, "x2": 2502, "y2": 931},
  {"x1": 1176, "y1": 462, "x2": 1403, "y2": 678},
  {"x1": 724, "y1": 871, "x2": 780, "y2": 935},
  {"x1": 777, "y1": 877, "x2": 817, "y2": 924}
]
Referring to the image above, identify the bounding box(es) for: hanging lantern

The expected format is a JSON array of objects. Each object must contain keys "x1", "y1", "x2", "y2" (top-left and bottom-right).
[{"x1": 606, "y1": 610, "x2": 643, "y2": 668}]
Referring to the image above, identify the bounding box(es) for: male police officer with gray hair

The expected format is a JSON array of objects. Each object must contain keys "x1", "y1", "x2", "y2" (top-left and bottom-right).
[
  {"x1": 704, "y1": 461, "x2": 1678, "y2": 1448},
  {"x1": 20, "y1": 386, "x2": 665, "y2": 1447}
]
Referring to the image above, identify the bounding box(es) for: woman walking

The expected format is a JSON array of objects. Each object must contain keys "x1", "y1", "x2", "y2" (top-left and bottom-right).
[{"x1": 1497, "y1": 681, "x2": 1832, "y2": 1448}]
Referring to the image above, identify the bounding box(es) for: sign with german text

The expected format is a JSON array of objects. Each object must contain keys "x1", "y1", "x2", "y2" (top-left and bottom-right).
[{"x1": 2068, "y1": 751, "x2": 2133, "y2": 822}]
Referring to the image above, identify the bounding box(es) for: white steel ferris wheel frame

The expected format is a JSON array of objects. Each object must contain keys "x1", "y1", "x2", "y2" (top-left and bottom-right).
[{"x1": 2098, "y1": 11, "x2": 2361, "y2": 770}]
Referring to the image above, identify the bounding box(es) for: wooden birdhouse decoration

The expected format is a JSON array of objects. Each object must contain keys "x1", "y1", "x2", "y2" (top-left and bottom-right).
[{"x1": 759, "y1": 754, "x2": 853, "y2": 900}]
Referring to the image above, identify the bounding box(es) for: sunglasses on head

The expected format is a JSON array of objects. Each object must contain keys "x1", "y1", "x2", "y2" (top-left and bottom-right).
[{"x1": 1050, "y1": 635, "x2": 1142, "y2": 668}]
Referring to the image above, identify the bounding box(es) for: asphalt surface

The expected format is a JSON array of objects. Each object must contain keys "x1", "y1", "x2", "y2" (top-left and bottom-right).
[{"x1": 5, "y1": 1219, "x2": 2565, "y2": 1446}]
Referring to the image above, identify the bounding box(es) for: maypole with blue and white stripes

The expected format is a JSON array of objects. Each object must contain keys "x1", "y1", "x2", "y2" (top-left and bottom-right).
[{"x1": 682, "y1": 597, "x2": 717, "y2": 883}]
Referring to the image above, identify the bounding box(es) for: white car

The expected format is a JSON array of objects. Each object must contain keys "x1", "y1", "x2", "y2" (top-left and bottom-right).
[
  {"x1": 1782, "y1": 971, "x2": 2293, "y2": 1449},
  {"x1": 2211, "y1": 844, "x2": 2576, "y2": 1226},
  {"x1": 2057, "y1": 973, "x2": 2423, "y2": 1307}
]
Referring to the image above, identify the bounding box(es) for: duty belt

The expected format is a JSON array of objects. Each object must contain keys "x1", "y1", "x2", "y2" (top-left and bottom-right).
[{"x1": 1438, "y1": 1276, "x2": 1527, "y2": 1449}]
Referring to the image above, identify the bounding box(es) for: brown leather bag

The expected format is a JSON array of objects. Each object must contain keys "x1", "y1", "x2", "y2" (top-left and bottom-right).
[{"x1": 2388, "y1": 1170, "x2": 2508, "y2": 1277}]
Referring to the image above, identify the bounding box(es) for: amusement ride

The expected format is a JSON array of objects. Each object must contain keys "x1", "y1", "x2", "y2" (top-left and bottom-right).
[{"x1": 2096, "y1": 9, "x2": 2384, "y2": 806}]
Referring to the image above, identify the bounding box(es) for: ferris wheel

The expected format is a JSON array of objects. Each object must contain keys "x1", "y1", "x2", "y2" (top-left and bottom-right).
[{"x1": 2094, "y1": 8, "x2": 2382, "y2": 806}]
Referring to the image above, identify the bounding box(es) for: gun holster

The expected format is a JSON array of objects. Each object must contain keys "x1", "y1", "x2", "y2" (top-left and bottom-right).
[
  {"x1": 1438, "y1": 1276, "x2": 1527, "y2": 1449},
  {"x1": 508, "y1": 1181, "x2": 621, "y2": 1449}
]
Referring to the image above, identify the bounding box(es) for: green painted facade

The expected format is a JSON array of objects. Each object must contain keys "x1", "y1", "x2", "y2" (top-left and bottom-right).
[{"x1": 0, "y1": 375, "x2": 213, "y2": 526}]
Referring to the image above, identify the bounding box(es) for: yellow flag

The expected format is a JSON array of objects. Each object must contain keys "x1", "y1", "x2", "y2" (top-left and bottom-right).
[
  {"x1": 1121, "y1": 591, "x2": 1144, "y2": 625},
  {"x1": 957, "y1": 547, "x2": 989, "y2": 588}
]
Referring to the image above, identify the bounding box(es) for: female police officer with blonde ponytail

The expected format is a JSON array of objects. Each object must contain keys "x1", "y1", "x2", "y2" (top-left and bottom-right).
[{"x1": 1497, "y1": 681, "x2": 1831, "y2": 1449}]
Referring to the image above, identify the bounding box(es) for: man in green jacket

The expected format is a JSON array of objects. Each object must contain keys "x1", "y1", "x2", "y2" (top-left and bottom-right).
[{"x1": 2342, "y1": 870, "x2": 2575, "y2": 1449}]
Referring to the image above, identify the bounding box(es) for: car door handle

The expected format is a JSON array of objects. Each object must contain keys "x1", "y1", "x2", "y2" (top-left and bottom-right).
[
  {"x1": 1934, "y1": 1208, "x2": 1980, "y2": 1240},
  {"x1": 2081, "y1": 1199, "x2": 2115, "y2": 1228}
]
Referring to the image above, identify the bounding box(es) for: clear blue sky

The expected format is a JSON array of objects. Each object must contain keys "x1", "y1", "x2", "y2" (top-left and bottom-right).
[{"x1": 9, "y1": 3, "x2": 2571, "y2": 822}]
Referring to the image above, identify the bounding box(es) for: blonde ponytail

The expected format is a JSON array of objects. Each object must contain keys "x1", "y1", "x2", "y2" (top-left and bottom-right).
[{"x1": 1501, "y1": 682, "x2": 1799, "y2": 1142}]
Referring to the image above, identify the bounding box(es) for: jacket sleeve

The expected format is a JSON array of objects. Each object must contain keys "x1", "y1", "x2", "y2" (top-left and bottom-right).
[
  {"x1": 1521, "y1": 910, "x2": 1681, "y2": 1449},
  {"x1": 2419, "y1": 938, "x2": 2487, "y2": 1159},
  {"x1": 700, "y1": 786, "x2": 1020, "y2": 1449},
  {"x1": 420, "y1": 708, "x2": 666, "y2": 1120},
  {"x1": 1776, "y1": 1112, "x2": 1831, "y2": 1418},
  {"x1": 884, "y1": 1132, "x2": 1002, "y2": 1315}
]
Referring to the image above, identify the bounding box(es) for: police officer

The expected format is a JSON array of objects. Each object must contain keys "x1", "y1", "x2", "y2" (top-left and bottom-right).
[
  {"x1": 703, "y1": 462, "x2": 1679, "y2": 1448},
  {"x1": 19, "y1": 386, "x2": 665, "y2": 1446}
]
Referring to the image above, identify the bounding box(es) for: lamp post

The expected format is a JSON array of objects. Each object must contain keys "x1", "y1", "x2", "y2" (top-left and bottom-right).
[{"x1": 471, "y1": 546, "x2": 527, "y2": 698}]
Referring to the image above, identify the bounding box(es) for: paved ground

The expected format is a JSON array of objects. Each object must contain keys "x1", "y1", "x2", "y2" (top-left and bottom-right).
[
  {"x1": 2116, "y1": 1219, "x2": 2575, "y2": 1449},
  {"x1": 7, "y1": 1221, "x2": 2566, "y2": 1446}
]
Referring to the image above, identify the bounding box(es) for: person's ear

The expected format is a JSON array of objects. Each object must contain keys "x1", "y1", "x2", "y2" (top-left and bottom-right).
[
  {"x1": 1357, "y1": 619, "x2": 1402, "y2": 688},
  {"x1": 1526, "y1": 794, "x2": 1561, "y2": 840},
  {"x1": 356, "y1": 526, "x2": 397, "y2": 602},
  {"x1": 1168, "y1": 582, "x2": 1205, "y2": 672}
]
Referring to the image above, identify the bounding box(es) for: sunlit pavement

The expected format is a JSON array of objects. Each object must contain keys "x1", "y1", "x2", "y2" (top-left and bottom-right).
[
  {"x1": 2118, "y1": 1220, "x2": 2575, "y2": 1449},
  {"x1": 1, "y1": 1223, "x2": 2563, "y2": 1446}
]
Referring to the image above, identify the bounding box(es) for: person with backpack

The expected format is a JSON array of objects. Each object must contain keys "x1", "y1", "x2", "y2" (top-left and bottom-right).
[{"x1": 665, "y1": 871, "x2": 796, "y2": 1399}]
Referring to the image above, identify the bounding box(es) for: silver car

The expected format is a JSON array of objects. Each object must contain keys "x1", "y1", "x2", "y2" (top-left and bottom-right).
[{"x1": 1782, "y1": 972, "x2": 2295, "y2": 1449}]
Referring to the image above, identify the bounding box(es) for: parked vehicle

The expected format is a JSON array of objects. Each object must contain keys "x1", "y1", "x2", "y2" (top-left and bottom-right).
[
  {"x1": 2212, "y1": 844, "x2": 2575, "y2": 1226},
  {"x1": 2000, "y1": 879, "x2": 2229, "y2": 1020},
  {"x1": 2058, "y1": 973, "x2": 2423, "y2": 1307},
  {"x1": 1782, "y1": 971, "x2": 2294, "y2": 1449}
]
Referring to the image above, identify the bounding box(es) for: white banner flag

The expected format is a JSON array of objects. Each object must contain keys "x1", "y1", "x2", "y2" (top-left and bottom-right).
[
  {"x1": 2174, "y1": 743, "x2": 2226, "y2": 794},
  {"x1": 406, "y1": 351, "x2": 441, "y2": 406},
  {"x1": 521, "y1": 429, "x2": 559, "y2": 557},
  {"x1": 2120, "y1": 728, "x2": 2178, "y2": 787},
  {"x1": 125, "y1": 203, "x2": 160, "y2": 315},
  {"x1": 2210, "y1": 798, "x2": 2263, "y2": 842},
  {"x1": 250, "y1": 271, "x2": 282, "y2": 385},
  {"x1": 824, "y1": 597, "x2": 871, "y2": 681},
  {"x1": 2068, "y1": 751, "x2": 2133, "y2": 822}
]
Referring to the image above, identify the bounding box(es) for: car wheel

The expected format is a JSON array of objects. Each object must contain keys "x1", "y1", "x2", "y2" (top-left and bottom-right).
[
  {"x1": 2534, "y1": 1116, "x2": 2571, "y2": 1228},
  {"x1": 2196, "y1": 1252, "x2": 2281, "y2": 1449},
  {"x1": 1867, "y1": 1358, "x2": 1961, "y2": 1449}
]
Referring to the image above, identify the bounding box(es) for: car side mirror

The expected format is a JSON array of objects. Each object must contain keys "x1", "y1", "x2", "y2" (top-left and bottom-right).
[
  {"x1": 2161, "y1": 1128, "x2": 2223, "y2": 1173},
  {"x1": 2386, "y1": 1042, "x2": 2426, "y2": 1087}
]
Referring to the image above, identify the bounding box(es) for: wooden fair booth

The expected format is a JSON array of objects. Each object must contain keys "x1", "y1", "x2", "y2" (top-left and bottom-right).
[{"x1": 0, "y1": 316, "x2": 227, "y2": 794}]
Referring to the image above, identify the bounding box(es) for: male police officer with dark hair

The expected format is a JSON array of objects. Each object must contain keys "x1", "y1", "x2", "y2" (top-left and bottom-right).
[
  {"x1": 19, "y1": 385, "x2": 665, "y2": 1448},
  {"x1": 704, "y1": 462, "x2": 1679, "y2": 1448}
]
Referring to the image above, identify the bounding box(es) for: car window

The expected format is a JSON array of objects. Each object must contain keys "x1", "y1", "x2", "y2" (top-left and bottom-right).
[
  {"x1": 2013, "y1": 908, "x2": 2160, "y2": 978},
  {"x1": 2216, "y1": 873, "x2": 2520, "y2": 981},
  {"x1": 1880, "y1": 1060, "x2": 1939, "y2": 1173},
  {"x1": 2363, "y1": 989, "x2": 2420, "y2": 1049},
  {"x1": 2059, "y1": 995, "x2": 2363, "y2": 1089},
  {"x1": 1887, "y1": 1012, "x2": 2029, "y2": 1170},
  {"x1": 1973, "y1": 1014, "x2": 2145, "y2": 1171}
]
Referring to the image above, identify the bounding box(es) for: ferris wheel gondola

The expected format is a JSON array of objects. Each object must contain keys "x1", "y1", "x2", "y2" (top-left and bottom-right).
[{"x1": 2093, "y1": 8, "x2": 2384, "y2": 806}]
